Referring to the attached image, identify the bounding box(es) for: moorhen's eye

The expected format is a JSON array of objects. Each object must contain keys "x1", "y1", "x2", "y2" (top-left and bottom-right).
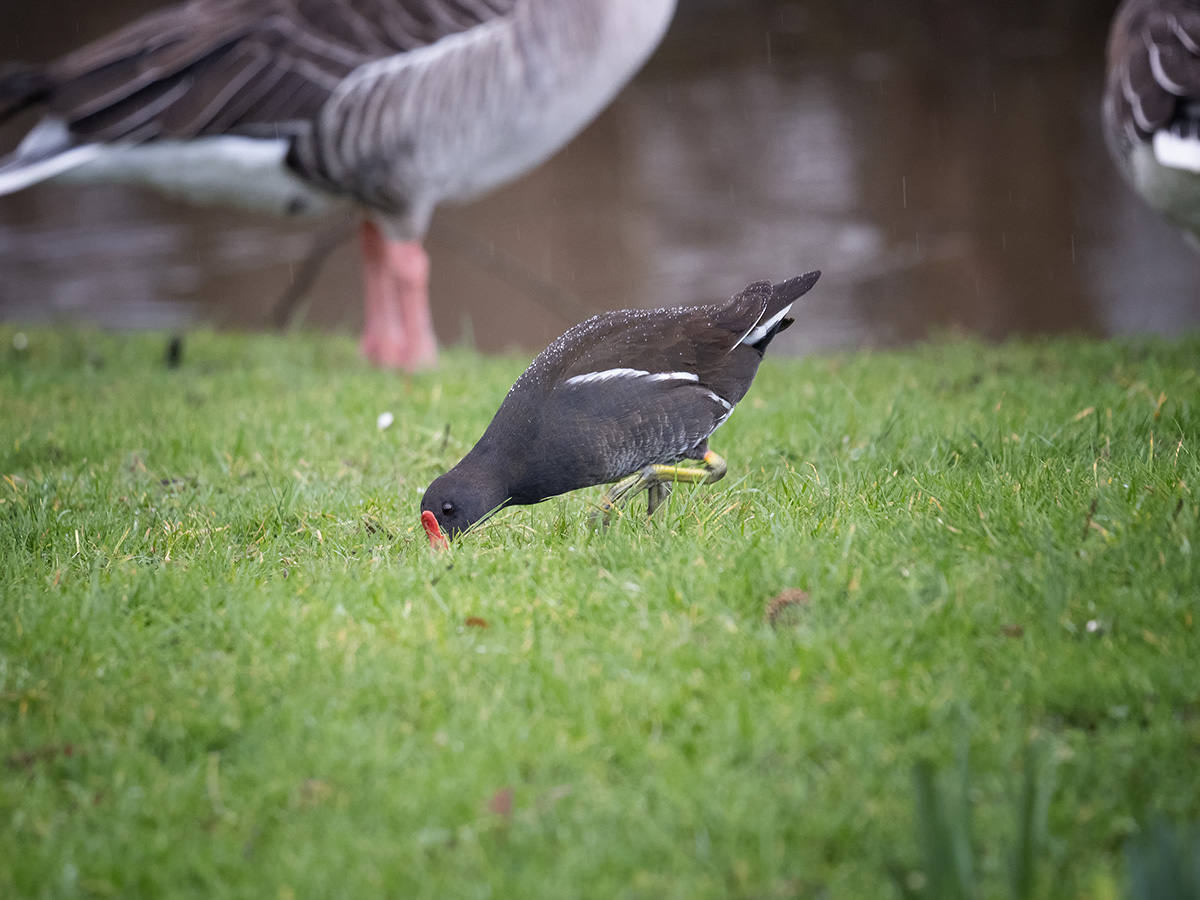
[{"x1": 442, "y1": 501, "x2": 456, "y2": 516}]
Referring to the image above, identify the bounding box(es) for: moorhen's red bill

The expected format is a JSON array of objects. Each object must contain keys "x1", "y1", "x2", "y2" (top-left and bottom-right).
[
  {"x1": 420, "y1": 272, "x2": 821, "y2": 544},
  {"x1": 422, "y1": 510, "x2": 450, "y2": 550}
]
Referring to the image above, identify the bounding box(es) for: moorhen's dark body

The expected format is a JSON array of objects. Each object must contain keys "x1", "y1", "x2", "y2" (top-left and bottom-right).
[
  {"x1": 1104, "y1": 0, "x2": 1200, "y2": 239},
  {"x1": 420, "y1": 272, "x2": 821, "y2": 543}
]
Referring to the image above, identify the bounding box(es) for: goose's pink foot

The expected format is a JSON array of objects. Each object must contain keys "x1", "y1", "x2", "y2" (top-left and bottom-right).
[{"x1": 358, "y1": 221, "x2": 438, "y2": 370}]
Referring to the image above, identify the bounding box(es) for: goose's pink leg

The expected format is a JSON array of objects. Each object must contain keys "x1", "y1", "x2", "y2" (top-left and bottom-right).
[{"x1": 358, "y1": 220, "x2": 438, "y2": 370}]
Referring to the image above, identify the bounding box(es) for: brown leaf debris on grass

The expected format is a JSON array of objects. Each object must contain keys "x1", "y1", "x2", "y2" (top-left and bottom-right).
[{"x1": 765, "y1": 589, "x2": 810, "y2": 627}]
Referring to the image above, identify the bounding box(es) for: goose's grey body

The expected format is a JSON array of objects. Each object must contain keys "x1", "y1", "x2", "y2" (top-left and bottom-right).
[
  {"x1": 1104, "y1": 0, "x2": 1200, "y2": 239},
  {"x1": 0, "y1": 0, "x2": 677, "y2": 367}
]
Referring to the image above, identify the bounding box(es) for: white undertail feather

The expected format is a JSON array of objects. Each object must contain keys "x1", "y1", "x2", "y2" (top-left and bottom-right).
[{"x1": 737, "y1": 303, "x2": 794, "y2": 349}]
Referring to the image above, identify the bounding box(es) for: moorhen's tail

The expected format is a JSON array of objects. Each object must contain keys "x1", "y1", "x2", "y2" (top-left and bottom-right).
[{"x1": 735, "y1": 270, "x2": 820, "y2": 355}]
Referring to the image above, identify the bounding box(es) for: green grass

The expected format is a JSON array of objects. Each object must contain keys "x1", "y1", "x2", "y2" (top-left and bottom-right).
[{"x1": 0, "y1": 325, "x2": 1197, "y2": 899}]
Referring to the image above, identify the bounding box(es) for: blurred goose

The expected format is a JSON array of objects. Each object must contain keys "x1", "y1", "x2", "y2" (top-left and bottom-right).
[
  {"x1": 1104, "y1": 0, "x2": 1200, "y2": 241},
  {"x1": 0, "y1": 0, "x2": 677, "y2": 369}
]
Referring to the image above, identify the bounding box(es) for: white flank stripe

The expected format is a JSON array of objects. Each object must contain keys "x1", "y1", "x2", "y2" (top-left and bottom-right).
[
  {"x1": 738, "y1": 303, "x2": 794, "y2": 348},
  {"x1": 565, "y1": 367, "x2": 649, "y2": 385},
  {"x1": 0, "y1": 144, "x2": 104, "y2": 197},
  {"x1": 1153, "y1": 129, "x2": 1200, "y2": 173},
  {"x1": 645, "y1": 371, "x2": 699, "y2": 382},
  {"x1": 704, "y1": 390, "x2": 733, "y2": 411}
]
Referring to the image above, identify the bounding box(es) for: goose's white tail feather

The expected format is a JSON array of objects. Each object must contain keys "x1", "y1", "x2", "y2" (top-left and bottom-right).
[
  {"x1": 0, "y1": 118, "x2": 103, "y2": 196},
  {"x1": 0, "y1": 128, "x2": 336, "y2": 216},
  {"x1": 0, "y1": 144, "x2": 104, "y2": 195}
]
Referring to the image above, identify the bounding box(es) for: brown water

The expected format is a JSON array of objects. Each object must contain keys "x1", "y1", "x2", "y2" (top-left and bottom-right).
[{"x1": 2, "y1": 0, "x2": 1198, "y2": 356}]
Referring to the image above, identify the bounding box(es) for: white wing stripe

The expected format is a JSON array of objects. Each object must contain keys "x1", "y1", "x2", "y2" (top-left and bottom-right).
[{"x1": 646, "y1": 371, "x2": 699, "y2": 382}]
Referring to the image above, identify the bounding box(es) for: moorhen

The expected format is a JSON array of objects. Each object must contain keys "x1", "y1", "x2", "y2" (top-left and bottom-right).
[{"x1": 420, "y1": 271, "x2": 822, "y2": 546}]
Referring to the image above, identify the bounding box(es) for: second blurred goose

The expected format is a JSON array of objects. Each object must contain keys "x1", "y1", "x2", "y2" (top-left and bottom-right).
[
  {"x1": 0, "y1": 0, "x2": 677, "y2": 369},
  {"x1": 1104, "y1": 0, "x2": 1200, "y2": 241}
]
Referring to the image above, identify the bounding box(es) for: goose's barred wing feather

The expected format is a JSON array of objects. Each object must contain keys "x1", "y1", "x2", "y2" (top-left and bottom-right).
[{"x1": 1, "y1": 0, "x2": 519, "y2": 142}]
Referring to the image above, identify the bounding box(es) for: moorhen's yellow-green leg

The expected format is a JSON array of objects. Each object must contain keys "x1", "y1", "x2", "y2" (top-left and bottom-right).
[
  {"x1": 646, "y1": 482, "x2": 671, "y2": 517},
  {"x1": 593, "y1": 450, "x2": 728, "y2": 523}
]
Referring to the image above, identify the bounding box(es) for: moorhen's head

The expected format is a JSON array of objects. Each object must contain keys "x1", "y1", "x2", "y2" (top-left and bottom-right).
[{"x1": 420, "y1": 466, "x2": 507, "y2": 547}]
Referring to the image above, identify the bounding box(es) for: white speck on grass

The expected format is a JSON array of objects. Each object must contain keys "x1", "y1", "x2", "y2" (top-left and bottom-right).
[
  {"x1": 13, "y1": 332, "x2": 28, "y2": 351},
  {"x1": 1086, "y1": 619, "x2": 1101, "y2": 633},
  {"x1": 417, "y1": 827, "x2": 452, "y2": 846},
  {"x1": 377, "y1": 411, "x2": 395, "y2": 430}
]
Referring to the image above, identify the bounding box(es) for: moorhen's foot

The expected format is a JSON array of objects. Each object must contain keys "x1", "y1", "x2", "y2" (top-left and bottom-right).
[{"x1": 592, "y1": 449, "x2": 727, "y2": 526}]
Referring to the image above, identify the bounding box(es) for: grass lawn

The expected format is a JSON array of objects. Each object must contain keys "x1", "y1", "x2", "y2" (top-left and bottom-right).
[{"x1": 0, "y1": 326, "x2": 1197, "y2": 899}]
